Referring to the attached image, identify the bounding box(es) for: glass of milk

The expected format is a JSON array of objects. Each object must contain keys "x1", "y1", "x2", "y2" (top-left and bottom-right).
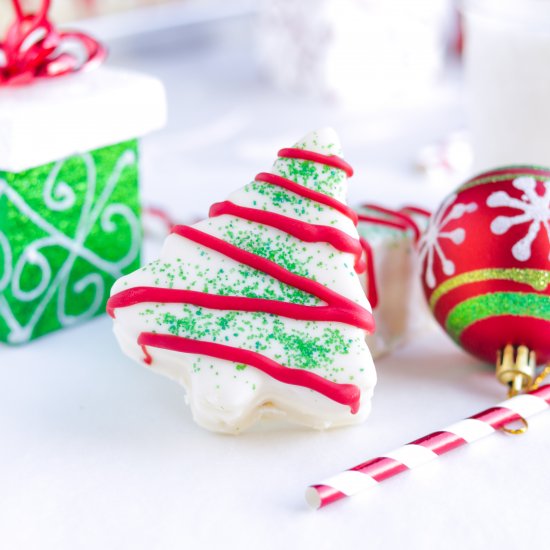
[{"x1": 463, "y1": 0, "x2": 550, "y2": 171}]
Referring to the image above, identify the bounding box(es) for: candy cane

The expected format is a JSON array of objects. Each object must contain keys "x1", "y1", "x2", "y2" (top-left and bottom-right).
[{"x1": 306, "y1": 384, "x2": 550, "y2": 509}]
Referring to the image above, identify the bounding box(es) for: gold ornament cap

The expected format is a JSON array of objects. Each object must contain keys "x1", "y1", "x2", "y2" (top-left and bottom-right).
[{"x1": 496, "y1": 344, "x2": 536, "y2": 397}]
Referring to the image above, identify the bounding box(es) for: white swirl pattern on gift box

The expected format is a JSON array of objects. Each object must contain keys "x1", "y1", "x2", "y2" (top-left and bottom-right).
[
  {"x1": 0, "y1": 149, "x2": 140, "y2": 343},
  {"x1": 487, "y1": 176, "x2": 550, "y2": 262},
  {"x1": 418, "y1": 193, "x2": 478, "y2": 289}
]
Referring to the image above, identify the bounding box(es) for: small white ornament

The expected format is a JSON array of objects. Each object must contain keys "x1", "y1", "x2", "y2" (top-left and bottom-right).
[
  {"x1": 487, "y1": 176, "x2": 550, "y2": 262},
  {"x1": 418, "y1": 193, "x2": 478, "y2": 289}
]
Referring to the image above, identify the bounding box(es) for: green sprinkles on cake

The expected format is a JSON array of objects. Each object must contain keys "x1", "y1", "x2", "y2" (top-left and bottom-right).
[{"x1": 144, "y1": 306, "x2": 358, "y2": 377}]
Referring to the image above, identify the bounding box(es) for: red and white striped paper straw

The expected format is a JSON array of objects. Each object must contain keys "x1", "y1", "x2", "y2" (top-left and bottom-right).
[{"x1": 306, "y1": 385, "x2": 550, "y2": 509}]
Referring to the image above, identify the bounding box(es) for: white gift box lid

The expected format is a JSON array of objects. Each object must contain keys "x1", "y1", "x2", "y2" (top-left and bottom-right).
[{"x1": 0, "y1": 66, "x2": 167, "y2": 173}]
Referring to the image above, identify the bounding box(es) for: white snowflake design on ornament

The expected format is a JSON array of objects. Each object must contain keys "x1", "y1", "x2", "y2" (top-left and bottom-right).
[
  {"x1": 418, "y1": 193, "x2": 478, "y2": 288},
  {"x1": 486, "y1": 176, "x2": 550, "y2": 262}
]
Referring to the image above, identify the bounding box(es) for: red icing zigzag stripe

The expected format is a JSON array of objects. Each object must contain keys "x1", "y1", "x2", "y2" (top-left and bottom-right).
[
  {"x1": 255, "y1": 172, "x2": 358, "y2": 225},
  {"x1": 278, "y1": 148, "x2": 354, "y2": 177},
  {"x1": 209, "y1": 200, "x2": 365, "y2": 273},
  {"x1": 172, "y1": 226, "x2": 373, "y2": 330},
  {"x1": 108, "y1": 152, "x2": 372, "y2": 413},
  {"x1": 107, "y1": 286, "x2": 372, "y2": 329},
  {"x1": 138, "y1": 333, "x2": 361, "y2": 414}
]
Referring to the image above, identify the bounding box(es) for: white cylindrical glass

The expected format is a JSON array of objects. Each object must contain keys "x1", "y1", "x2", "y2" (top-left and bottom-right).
[{"x1": 463, "y1": 0, "x2": 550, "y2": 171}]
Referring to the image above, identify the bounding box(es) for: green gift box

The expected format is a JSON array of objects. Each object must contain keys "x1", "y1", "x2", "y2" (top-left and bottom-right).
[{"x1": 0, "y1": 68, "x2": 166, "y2": 344}]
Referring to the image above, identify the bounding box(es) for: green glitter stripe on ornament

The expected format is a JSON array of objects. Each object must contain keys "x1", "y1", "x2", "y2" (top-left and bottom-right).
[
  {"x1": 457, "y1": 166, "x2": 550, "y2": 192},
  {"x1": 445, "y1": 292, "x2": 550, "y2": 343},
  {"x1": 430, "y1": 268, "x2": 550, "y2": 310},
  {"x1": 0, "y1": 140, "x2": 141, "y2": 344}
]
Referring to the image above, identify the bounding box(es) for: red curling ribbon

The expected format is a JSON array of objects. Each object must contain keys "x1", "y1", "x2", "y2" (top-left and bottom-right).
[
  {"x1": 0, "y1": 0, "x2": 106, "y2": 86},
  {"x1": 400, "y1": 205, "x2": 431, "y2": 219},
  {"x1": 361, "y1": 203, "x2": 421, "y2": 242},
  {"x1": 143, "y1": 206, "x2": 177, "y2": 233},
  {"x1": 358, "y1": 204, "x2": 431, "y2": 310}
]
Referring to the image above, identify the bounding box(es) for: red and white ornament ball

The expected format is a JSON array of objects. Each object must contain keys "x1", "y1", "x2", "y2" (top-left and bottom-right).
[{"x1": 419, "y1": 166, "x2": 550, "y2": 364}]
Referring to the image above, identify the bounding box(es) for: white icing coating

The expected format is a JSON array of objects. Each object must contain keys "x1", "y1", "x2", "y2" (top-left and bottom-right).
[{"x1": 110, "y1": 128, "x2": 376, "y2": 433}]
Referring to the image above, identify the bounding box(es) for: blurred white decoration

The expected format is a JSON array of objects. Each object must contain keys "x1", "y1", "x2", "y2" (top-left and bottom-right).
[
  {"x1": 257, "y1": 0, "x2": 450, "y2": 108},
  {"x1": 416, "y1": 131, "x2": 473, "y2": 187},
  {"x1": 464, "y1": 0, "x2": 550, "y2": 171}
]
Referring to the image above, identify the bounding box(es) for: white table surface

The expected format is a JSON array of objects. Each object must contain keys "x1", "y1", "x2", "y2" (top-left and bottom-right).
[{"x1": 1, "y1": 14, "x2": 549, "y2": 550}]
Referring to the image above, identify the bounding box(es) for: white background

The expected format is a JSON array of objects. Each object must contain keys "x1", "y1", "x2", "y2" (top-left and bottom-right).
[{"x1": 1, "y1": 11, "x2": 549, "y2": 550}]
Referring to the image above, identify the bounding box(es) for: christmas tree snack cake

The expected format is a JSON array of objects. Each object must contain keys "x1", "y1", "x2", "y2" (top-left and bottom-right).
[
  {"x1": 357, "y1": 204, "x2": 433, "y2": 358},
  {"x1": 108, "y1": 128, "x2": 377, "y2": 433}
]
